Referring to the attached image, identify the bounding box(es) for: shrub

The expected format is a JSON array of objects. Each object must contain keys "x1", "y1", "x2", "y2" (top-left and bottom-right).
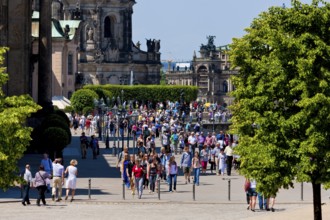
[
  {"x1": 70, "y1": 89, "x2": 98, "y2": 113},
  {"x1": 42, "y1": 127, "x2": 70, "y2": 158}
]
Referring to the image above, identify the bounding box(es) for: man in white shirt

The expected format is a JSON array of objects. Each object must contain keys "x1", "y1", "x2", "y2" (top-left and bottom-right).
[
  {"x1": 188, "y1": 132, "x2": 197, "y2": 155},
  {"x1": 52, "y1": 158, "x2": 64, "y2": 202},
  {"x1": 22, "y1": 164, "x2": 32, "y2": 206}
]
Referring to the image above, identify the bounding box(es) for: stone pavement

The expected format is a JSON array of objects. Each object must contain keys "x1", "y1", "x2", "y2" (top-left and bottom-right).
[{"x1": 0, "y1": 131, "x2": 329, "y2": 220}]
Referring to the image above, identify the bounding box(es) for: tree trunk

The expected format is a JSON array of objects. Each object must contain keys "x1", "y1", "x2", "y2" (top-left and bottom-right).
[{"x1": 312, "y1": 181, "x2": 322, "y2": 220}]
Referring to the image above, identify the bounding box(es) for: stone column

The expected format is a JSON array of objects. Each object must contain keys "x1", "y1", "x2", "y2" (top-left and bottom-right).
[
  {"x1": 38, "y1": 0, "x2": 53, "y2": 110},
  {"x1": 5, "y1": 0, "x2": 32, "y2": 96}
]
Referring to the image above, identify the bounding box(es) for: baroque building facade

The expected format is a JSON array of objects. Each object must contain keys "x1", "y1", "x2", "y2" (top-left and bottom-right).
[
  {"x1": 68, "y1": 0, "x2": 161, "y2": 87},
  {"x1": 165, "y1": 36, "x2": 239, "y2": 106},
  {"x1": 1, "y1": 0, "x2": 161, "y2": 103}
]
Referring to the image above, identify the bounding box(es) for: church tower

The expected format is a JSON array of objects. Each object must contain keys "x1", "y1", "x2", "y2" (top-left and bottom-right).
[{"x1": 63, "y1": 0, "x2": 161, "y2": 87}]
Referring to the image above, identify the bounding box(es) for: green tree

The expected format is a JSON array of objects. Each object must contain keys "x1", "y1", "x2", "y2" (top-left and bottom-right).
[
  {"x1": 229, "y1": 1, "x2": 330, "y2": 219},
  {"x1": 70, "y1": 89, "x2": 98, "y2": 113},
  {"x1": 0, "y1": 47, "x2": 41, "y2": 190}
]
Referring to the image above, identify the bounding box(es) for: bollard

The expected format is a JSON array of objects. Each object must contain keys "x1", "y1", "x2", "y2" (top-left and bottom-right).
[
  {"x1": 301, "y1": 182, "x2": 303, "y2": 201},
  {"x1": 122, "y1": 182, "x2": 125, "y2": 200},
  {"x1": 20, "y1": 185, "x2": 23, "y2": 198},
  {"x1": 88, "y1": 178, "x2": 91, "y2": 199},
  {"x1": 193, "y1": 184, "x2": 196, "y2": 201},
  {"x1": 228, "y1": 179, "x2": 231, "y2": 201},
  {"x1": 158, "y1": 179, "x2": 161, "y2": 200}
]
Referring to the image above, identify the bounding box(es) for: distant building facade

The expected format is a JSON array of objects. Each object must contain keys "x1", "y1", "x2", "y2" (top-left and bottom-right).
[
  {"x1": 1, "y1": 0, "x2": 161, "y2": 102},
  {"x1": 165, "y1": 36, "x2": 239, "y2": 106},
  {"x1": 70, "y1": 0, "x2": 161, "y2": 87}
]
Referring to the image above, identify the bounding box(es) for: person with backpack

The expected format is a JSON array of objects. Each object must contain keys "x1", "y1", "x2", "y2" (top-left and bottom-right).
[
  {"x1": 170, "y1": 131, "x2": 179, "y2": 155},
  {"x1": 180, "y1": 146, "x2": 192, "y2": 184}
]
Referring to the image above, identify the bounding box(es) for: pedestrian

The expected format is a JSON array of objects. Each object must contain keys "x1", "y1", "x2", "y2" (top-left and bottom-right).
[
  {"x1": 180, "y1": 146, "x2": 192, "y2": 184},
  {"x1": 65, "y1": 159, "x2": 78, "y2": 202},
  {"x1": 192, "y1": 152, "x2": 201, "y2": 186},
  {"x1": 214, "y1": 142, "x2": 221, "y2": 175},
  {"x1": 168, "y1": 156, "x2": 178, "y2": 192},
  {"x1": 209, "y1": 145, "x2": 216, "y2": 174},
  {"x1": 79, "y1": 132, "x2": 89, "y2": 159},
  {"x1": 218, "y1": 148, "x2": 227, "y2": 176},
  {"x1": 247, "y1": 179, "x2": 257, "y2": 212},
  {"x1": 147, "y1": 155, "x2": 158, "y2": 193},
  {"x1": 170, "y1": 131, "x2": 179, "y2": 154},
  {"x1": 224, "y1": 141, "x2": 234, "y2": 176},
  {"x1": 90, "y1": 135, "x2": 99, "y2": 160},
  {"x1": 40, "y1": 153, "x2": 52, "y2": 193},
  {"x1": 52, "y1": 158, "x2": 64, "y2": 202},
  {"x1": 141, "y1": 154, "x2": 149, "y2": 189},
  {"x1": 127, "y1": 155, "x2": 136, "y2": 196},
  {"x1": 132, "y1": 159, "x2": 144, "y2": 199},
  {"x1": 266, "y1": 195, "x2": 276, "y2": 212},
  {"x1": 200, "y1": 145, "x2": 209, "y2": 175},
  {"x1": 34, "y1": 165, "x2": 51, "y2": 206},
  {"x1": 244, "y1": 178, "x2": 251, "y2": 210},
  {"x1": 117, "y1": 146, "x2": 129, "y2": 169},
  {"x1": 121, "y1": 154, "x2": 130, "y2": 189},
  {"x1": 21, "y1": 164, "x2": 32, "y2": 206},
  {"x1": 258, "y1": 192, "x2": 268, "y2": 210}
]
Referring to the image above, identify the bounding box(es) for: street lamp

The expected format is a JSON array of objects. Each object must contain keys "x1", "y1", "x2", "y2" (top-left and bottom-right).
[
  {"x1": 111, "y1": 104, "x2": 118, "y2": 156},
  {"x1": 119, "y1": 107, "x2": 126, "y2": 152},
  {"x1": 105, "y1": 97, "x2": 111, "y2": 149},
  {"x1": 212, "y1": 103, "x2": 216, "y2": 132}
]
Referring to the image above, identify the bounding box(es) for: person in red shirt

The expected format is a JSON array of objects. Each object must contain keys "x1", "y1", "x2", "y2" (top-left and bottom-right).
[
  {"x1": 85, "y1": 118, "x2": 91, "y2": 135},
  {"x1": 132, "y1": 159, "x2": 144, "y2": 199}
]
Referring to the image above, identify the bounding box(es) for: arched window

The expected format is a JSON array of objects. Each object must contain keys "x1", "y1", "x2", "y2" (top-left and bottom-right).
[
  {"x1": 223, "y1": 81, "x2": 228, "y2": 93},
  {"x1": 104, "y1": 16, "x2": 115, "y2": 38},
  {"x1": 68, "y1": 91, "x2": 73, "y2": 99}
]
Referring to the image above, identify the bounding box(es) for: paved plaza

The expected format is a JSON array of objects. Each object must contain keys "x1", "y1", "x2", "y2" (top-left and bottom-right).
[{"x1": 0, "y1": 132, "x2": 329, "y2": 220}]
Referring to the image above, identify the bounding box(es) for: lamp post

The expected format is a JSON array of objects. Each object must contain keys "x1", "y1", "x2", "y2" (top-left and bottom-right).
[
  {"x1": 105, "y1": 97, "x2": 111, "y2": 149},
  {"x1": 112, "y1": 104, "x2": 118, "y2": 156},
  {"x1": 119, "y1": 108, "x2": 126, "y2": 152}
]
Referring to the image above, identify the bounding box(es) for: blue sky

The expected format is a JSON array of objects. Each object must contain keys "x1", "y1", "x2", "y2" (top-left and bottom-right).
[{"x1": 132, "y1": 0, "x2": 313, "y2": 62}]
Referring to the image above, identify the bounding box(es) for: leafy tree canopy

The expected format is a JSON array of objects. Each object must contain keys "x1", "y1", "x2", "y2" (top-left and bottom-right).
[
  {"x1": 229, "y1": 1, "x2": 330, "y2": 218},
  {"x1": 0, "y1": 47, "x2": 41, "y2": 190},
  {"x1": 70, "y1": 88, "x2": 98, "y2": 113}
]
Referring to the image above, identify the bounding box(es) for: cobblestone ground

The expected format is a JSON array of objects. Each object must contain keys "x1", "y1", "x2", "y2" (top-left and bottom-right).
[{"x1": 1, "y1": 202, "x2": 328, "y2": 220}]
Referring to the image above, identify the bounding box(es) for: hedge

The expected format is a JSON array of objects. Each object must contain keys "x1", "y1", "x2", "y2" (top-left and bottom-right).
[{"x1": 83, "y1": 85, "x2": 198, "y2": 103}]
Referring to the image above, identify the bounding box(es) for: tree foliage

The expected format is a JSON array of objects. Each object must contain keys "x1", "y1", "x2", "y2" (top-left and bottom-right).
[
  {"x1": 70, "y1": 88, "x2": 98, "y2": 113},
  {"x1": 0, "y1": 47, "x2": 41, "y2": 189},
  {"x1": 230, "y1": 1, "x2": 330, "y2": 219}
]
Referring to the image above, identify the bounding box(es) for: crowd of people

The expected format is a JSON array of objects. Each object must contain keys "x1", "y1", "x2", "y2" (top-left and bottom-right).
[
  {"x1": 19, "y1": 100, "x2": 274, "y2": 211},
  {"x1": 21, "y1": 153, "x2": 78, "y2": 206},
  {"x1": 66, "y1": 101, "x2": 237, "y2": 200}
]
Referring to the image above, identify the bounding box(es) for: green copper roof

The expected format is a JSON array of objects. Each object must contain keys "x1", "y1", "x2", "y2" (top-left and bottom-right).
[{"x1": 32, "y1": 11, "x2": 81, "y2": 40}]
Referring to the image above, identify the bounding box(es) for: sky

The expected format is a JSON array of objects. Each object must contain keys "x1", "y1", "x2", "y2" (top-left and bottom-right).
[{"x1": 132, "y1": 0, "x2": 314, "y2": 62}]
